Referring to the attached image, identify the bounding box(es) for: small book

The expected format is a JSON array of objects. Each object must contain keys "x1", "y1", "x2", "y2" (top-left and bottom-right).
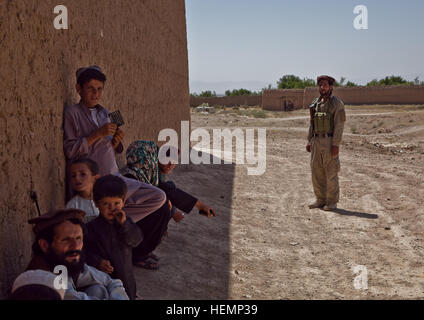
[{"x1": 109, "y1": 110, "x2": 125, "y2": 127}]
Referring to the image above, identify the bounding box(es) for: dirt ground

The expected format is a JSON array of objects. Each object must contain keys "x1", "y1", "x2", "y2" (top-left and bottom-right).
[{"x1": 134, "y1": 104, "x2": 424, "y2": 300}]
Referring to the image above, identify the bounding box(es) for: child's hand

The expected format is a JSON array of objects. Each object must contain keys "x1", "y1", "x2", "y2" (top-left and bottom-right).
[
  {"x1": 99, "y1": 259, "x2": 114, "y2": 274},
  {"x1": 98, "y1": 123, "x2": 117, "y2": 138},
  {"x1": 113, "y1": 209, "x2": 127, "y2": 226},
  {"x1": 112, "y1": 128, "x2": 125, "y2": 149},
  {"x1": 195, "y1": 200, "x2": 216, "y2": 218},
  {"x1": 173, "y1": 210, "x2": 184, "y2": 223}
]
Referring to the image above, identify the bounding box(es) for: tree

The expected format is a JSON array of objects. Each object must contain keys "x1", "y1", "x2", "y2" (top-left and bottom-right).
[
  {"x1": 225, "y1": 88, "x2": 253, "y2": 96},
  {"x1": 366, "y1": 75, "x2": 413, "y2": 86},
  {"x1": 345, "y1": 81, "x2": 358, "y2": 87},
  {"x1": 277, "y1": 75, "x2": 315, "y2": 89},
  {"x1": 198, "y1": 90, "x2": 217, "y2": 97}
]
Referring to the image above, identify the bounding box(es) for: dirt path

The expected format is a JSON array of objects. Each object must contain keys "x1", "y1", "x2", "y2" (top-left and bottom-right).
[{"x1": 135, "y1": 106, "x2": 424, "y2": 299}]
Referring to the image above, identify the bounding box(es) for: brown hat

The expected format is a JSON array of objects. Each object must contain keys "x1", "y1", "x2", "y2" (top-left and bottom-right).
[
  {"x1": 317, "y1": 75, "x2": 336, "y2": 86},
  {"x1": 28, "y1": 209, "x2": 86, "y2": 234}
]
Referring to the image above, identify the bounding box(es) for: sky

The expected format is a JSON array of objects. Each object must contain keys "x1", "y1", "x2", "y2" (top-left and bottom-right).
[{"x1": 185, "y1": 0, "x2": 424, "y2": 94}]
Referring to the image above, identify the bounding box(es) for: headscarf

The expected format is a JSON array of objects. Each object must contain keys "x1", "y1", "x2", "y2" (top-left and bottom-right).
[{"x1": 121, "y1": 140, "x2": 160, "y2": 186}]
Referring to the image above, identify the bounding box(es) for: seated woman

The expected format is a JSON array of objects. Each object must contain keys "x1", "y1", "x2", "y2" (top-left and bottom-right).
[{"x1": 120, "y1": 140, "x2": 216, "y2": 268}]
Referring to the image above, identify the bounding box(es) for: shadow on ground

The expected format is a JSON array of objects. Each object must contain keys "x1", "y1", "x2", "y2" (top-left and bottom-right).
[
  {"x1": 134, "y1": 155, "x2": 234, "y2": 299},
  {"x1": 329, "y1": 208, "x2": 379, "y2": 219}
]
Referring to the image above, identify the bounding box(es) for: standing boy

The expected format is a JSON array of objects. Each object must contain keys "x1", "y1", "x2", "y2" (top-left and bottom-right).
[{"x1": 63, "y1": 65, "x2": 166, "y2": 220}]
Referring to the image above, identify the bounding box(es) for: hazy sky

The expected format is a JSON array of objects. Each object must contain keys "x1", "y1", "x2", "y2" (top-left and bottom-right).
[{"x1": 186, "y1": 0, "x2": 424, "y2": 93}]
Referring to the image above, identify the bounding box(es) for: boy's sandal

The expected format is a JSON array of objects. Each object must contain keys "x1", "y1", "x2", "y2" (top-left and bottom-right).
[
  {"x1": 134, "y1": 257, "x2": 159, "y2": 270},
  {"x1": 147, "y1": 252, "x2": 160, "y2": 261}
]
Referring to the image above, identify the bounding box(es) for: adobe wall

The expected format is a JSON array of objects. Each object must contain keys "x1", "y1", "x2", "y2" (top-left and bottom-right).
[
  {"x1": 261, "y1": 89, "x2": 304, "y2": 111},
  {"x1": 0, "y1": 0, "x2": 189, "y2": 298},
  {"x1": 190, "y1": 95, "x2": 262, "y2": 107},
  {"x1": 304, "y1": 85, "x2": 424, "y2": 108},
  {"x1": 262, "y1": 86, "x2": 424, "y2": 110}
]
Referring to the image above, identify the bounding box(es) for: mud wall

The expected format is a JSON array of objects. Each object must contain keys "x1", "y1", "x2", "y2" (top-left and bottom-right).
[
  {"x1": 261, "y1": 89, "x2": 304, "y2": 111},
  {"x1": 190, "y1": 95, "x2": 262, "y2": 107},
  {"x1": 0, "y1": 0, "x2": 189, "y2": 298},
  {"x1": 262, "y1": 86, "x2": 424, "y2": 110},
  {"x1": 303, "y1": 85, "x2": 424, "y2": 107}
]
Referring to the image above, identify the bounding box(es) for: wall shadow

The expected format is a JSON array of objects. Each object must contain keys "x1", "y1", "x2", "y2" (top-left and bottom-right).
[{"x1": 133, "y1": 152, "x2": 234, "y2": 299}]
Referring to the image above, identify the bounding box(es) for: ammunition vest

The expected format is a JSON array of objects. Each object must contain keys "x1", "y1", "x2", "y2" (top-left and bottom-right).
[{"x1": 312, "y1": 97, "x2": 334, "y2": 134}]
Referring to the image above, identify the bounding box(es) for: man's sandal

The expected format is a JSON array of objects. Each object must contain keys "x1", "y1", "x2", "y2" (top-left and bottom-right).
[{"x1": 134, "y1": 257, "x2": 159, "y2": 270}]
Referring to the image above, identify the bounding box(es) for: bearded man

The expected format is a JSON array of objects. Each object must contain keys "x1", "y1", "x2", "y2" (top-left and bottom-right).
[
  {"x1": 25, "y1": 209, "x2": 129, "y2": 300},
  {"x1": 306, "y1": 75, "x2": 346, "y2": 211}
]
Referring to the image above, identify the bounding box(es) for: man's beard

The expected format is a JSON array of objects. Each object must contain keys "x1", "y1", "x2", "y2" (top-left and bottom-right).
[
  {"x1": 320, "y1": 88, "x2": 333, "y2": 99},
  {"x1": 45, "y1": 248, "x2": 85, "y2": 278}
]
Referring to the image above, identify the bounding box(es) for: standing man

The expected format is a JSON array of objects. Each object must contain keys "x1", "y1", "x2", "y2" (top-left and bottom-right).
[
  {"x1": 306, "y1": 75, "x2": 346, "y2": 211},
  {"x1": 63, "y1": 65, "x2": 166, "y2": 220}
]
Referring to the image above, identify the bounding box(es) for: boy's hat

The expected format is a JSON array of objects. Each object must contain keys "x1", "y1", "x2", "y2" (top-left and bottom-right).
[
  {"x1": 12, "y1": 270, "x2": 66, "y2": 300},
  {"x1": 28, "y1": 209, "x2": 86, "y2": 234},
  {"x1": 76, "y1": 65, "x2": 105, "y2": 81}
]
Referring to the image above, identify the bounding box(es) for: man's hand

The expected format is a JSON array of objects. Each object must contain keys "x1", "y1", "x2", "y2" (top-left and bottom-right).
[
  {"x1": 331, "y1": 145, "x2": 339, "y2": 158},
  {"x1": 98, "y1": 123, "x2": 117, "y2": 138},
  {"x1": 99, "y1": 259, "x2": 114, "y2": 274},
  {"x1": 113, "y1": 209, "x2": 127, "y2": 226},
  {"x1": 173, "y1": 210, "x2": 185, "y2": 223},
  {"x1": 195, "y1": 200, "x2": 216, "y2": 218},
  {"x1": 112, "y1": 128, "x2": 125, "y2": 149},
  {"x1": 306, "y1": 144, "x2": 311, "y2": 153}
]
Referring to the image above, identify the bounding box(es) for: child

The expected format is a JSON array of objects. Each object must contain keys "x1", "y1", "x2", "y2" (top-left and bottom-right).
[
  {"x1": 120, "y1": 141, "x2": 216, "y2": 269},
  {"x1": 122, "y1": 140, "x2": 216, "y2": 223},
  {"x1": 85, "y1": 175, "x2": 143, "y2": 300},
  {"x1": 66, "y1": 158, "x2": 100, "y2": 223}
]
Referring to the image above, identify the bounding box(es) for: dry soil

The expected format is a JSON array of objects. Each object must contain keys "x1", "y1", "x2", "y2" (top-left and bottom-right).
[{"x1": 134, "y1": 104, "x2": 424, "y2": 300}]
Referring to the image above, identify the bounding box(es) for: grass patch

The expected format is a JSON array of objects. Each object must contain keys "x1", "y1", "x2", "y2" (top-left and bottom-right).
[{"x1": 251, "y1": 110, "x2": 267, "y2": 118}]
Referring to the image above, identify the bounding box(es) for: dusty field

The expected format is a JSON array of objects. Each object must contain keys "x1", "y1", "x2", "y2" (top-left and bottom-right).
[{"x1": 135, "y1": 104, "x2": 424, "y2": 300}]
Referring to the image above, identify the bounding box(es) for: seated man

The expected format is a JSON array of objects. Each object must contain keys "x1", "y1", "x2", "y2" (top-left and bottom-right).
[
  {"x1": 25, "y1": 209, "x2": 129, "y2": 300},
  {"x1": 63, "y1": 65, "x2": 166, "y2": 221}
]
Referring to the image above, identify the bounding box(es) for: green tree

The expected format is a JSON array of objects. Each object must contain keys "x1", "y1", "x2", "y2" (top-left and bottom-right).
[
  {"x1": 366, "y1": 75, "x2": 413, "y2": 86},
  {"x1": 345, "y1": 81, "x2": 358, "y2": 87},
  {"x1": 277, "y1": 75, "x2": 315, "y2": 89},
  {"x1": 198, "y1": 90, "x2": 217, "y2": 97},
  {"x1": 225, "y1": 88, "x2": 253, "y2": 96}
]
